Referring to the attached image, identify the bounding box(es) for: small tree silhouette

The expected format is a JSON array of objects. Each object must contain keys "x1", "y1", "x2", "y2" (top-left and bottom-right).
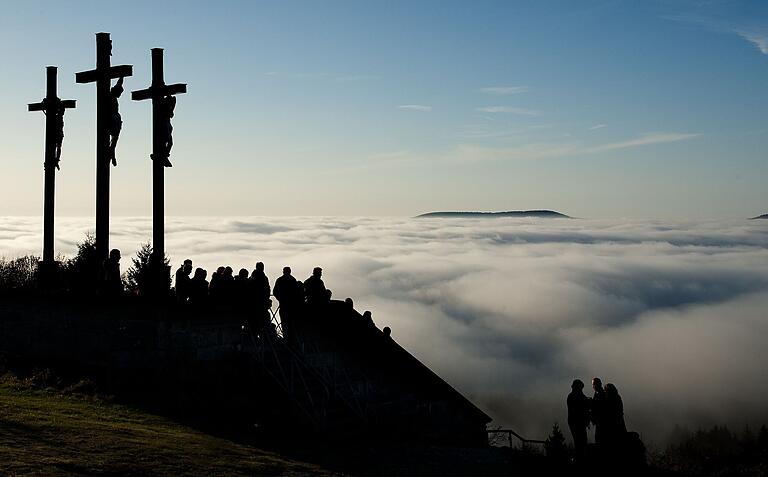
[
  {"x1": 0, "y1": 255, "x2": 39, "y2": 294},
  {"x1": 545, "y1": 423, "x2": 569, "y2": 463},
  {"x1": 125, "y1": 242, "x2": 170, "y2": 296},
  {"x1": 62, "y1": 233, "x2": 100, "y2": 294}
]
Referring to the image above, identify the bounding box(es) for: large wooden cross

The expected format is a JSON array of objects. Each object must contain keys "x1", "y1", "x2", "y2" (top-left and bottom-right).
[
  {"x1": 28, "y1": 66, "x2": 76, "y2": 285},
  {"x1": 75, "y1": 32, "x2": 133, "y2": 262},
  {"x1": 131, "y1": 48, "x2": 187, "y2": 293}
]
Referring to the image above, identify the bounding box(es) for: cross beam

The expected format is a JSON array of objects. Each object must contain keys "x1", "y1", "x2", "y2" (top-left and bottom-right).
[
  {"x1": 75, "y1": 32, "x2": 133, "y2": 263},
  {"x1": 28, "y1": 66, "x2": 76, "y2": 276},
  {"x1": 131, "y1": 48, "x2": 187, "y2": 295}
]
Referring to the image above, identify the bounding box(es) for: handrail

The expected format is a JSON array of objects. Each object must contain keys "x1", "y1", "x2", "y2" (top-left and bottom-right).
[
  {"x1": 249, "y1": 297, "x2": 369, "y2": 425},
  {"x1": 487, "y1": 428, "x2": 546, "y2": 447}
]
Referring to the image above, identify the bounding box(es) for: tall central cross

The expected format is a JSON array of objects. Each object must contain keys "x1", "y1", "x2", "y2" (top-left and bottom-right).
[
  {"x1": 28, "y1": 66, "x2": 76, "y2": 287},
  {"x1": 75, "y1": 32, "x2": 133, "y2": 263},
  {"x1": 132, "y1": 48, "x2": 187, "y2": 295}
]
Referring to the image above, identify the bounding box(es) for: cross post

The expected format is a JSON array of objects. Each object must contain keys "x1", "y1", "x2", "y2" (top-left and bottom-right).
[
  {"x1": 75, "y1": 32, "x2": 133, "y2": 263},
  {"x1": 28, "y1": 66, "x2": 76, "y2": 287},
  {"x1": 132, "y1": 48, "x2": 187, "y2": 296}
]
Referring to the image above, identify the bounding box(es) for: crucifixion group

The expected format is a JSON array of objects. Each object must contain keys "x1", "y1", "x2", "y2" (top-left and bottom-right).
[{"x1": 28, "y1": 33, "x2": 187, "y2": 291}]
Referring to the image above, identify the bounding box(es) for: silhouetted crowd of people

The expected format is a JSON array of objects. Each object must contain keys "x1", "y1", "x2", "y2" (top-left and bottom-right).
[
  {"x1": 169, "y1": 259, "x2": 383, "y2": 342},
  {"x1": 173, "y1": 261, "x2": 334, "y2": 309},
  {"x1": 94, "y1": 251, "x2": 381, "y2": 340},
  {"x1": 567, "y1": 377, "x2": 633, "y2": 462}
]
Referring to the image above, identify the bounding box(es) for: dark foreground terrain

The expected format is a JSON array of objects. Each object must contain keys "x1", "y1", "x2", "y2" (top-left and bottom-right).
[
  {"x1": 0, "y1": 373, "x2": 337, "y2": 476},
  {"x1": 0, "y1": 367, "x2": 543, "y2": 476},
  {"x1": 7, "y1": 366, "x2": 765, "y2": 476}
]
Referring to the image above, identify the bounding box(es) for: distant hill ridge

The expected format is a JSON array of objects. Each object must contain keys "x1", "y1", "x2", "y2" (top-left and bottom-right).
[
  {"x1": 751, "y1": 214, "x2": 768, "y2": 220},
  {"x1": 417, "y1": 210, "x2": 571, "y2": 219}
]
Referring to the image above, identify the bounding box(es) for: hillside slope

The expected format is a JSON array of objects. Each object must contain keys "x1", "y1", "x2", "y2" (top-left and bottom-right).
[{"x1": 0, "y1": 379, "x2": 337, "y2": 476}]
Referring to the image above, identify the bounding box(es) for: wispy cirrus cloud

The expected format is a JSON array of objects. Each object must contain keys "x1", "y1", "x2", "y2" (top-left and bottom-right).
[
  {"x1": 583, "y1": 132, "x2": 701, "y2": 153},
  {"x1": 263, "y1": 71, "x2": 378, "y2": 81},
  {"x1": 397, "y1": 104, "x2": 432, "y2": 112},
  {"x1": 452, "y1": 132, "x2": 700, "y2": 163},
  {"x1": 333, "y1": 132, "x2": 701, "y2": 174},
  {"x1": 663, "y1": 13, "x2": 768, "y2": 56},
  {"x1": 476, "y1": 106, "x2": 542, "y2": 115},
  {"x1": 589, "y1": 124, "x2": 607, "y2": 130},
  {"x1": 479, "y1": 86, "x2": 530, "y2": 95},
  {"x1": 735, "y1": 29, "x2": 768, "y2": 55}
]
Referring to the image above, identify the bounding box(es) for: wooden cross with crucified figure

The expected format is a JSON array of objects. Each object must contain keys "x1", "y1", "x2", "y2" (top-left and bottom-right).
[
  {"x1": 75, "y1": 32, "x2": 133, "y2": 263},
  {"x1": 28, "y1": 66, "x2": 76, "y2": 287},
  {"x1": 132, "y1": 48, "x2": 187, "y2": 295}
]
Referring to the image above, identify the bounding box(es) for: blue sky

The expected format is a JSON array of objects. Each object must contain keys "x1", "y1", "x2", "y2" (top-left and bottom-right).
[{"x1": 1, "y1": 0, "x2": 766, "y2": 217}]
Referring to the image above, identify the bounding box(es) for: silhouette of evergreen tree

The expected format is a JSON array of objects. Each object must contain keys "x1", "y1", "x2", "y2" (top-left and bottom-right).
[
  {"x1": 125, "y1": 242, "x2": 169, "y2": 295},
  {"x1": 544, "y1": 423, "x2": 569, "y2": 463},
  {"x1": 61, "y1": 233, "x2": 100, "y2": 294}
]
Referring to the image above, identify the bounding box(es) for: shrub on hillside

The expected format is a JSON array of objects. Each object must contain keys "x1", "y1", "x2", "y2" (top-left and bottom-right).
[
  {"x1": 61, "y1": 233, "x2": 100, "y2": 294},
  {"x1": 0, "y1": 255, "x2": 39, "y2": 294},
  {"x1": 544, "y1": 423, "x2": 569, "y2": 463},
  {"x1": 656, "y1": 424, "x2": 768, "y2": 476},
  {"x1": 125, "y1": 242, "x2": 170, "y2": 296}
]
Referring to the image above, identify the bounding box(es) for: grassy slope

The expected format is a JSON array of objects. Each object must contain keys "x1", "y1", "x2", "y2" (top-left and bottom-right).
[{"x1": 0, "y1": 383, "x2": 337, "y2": 476}]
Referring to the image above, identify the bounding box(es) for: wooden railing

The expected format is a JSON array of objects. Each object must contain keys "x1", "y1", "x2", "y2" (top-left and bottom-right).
[{"x1": 487, "y1": 428, "x2": 546, "y2": 448}]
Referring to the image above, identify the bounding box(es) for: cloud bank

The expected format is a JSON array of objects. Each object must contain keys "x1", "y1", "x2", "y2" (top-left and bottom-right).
[{"x1": 2, "y1": 216, "x2": 768, "y2": 445}]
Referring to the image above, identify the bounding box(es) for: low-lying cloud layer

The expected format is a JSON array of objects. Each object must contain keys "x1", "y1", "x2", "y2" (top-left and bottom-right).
[{"x1": 3, "y1": 216, "x2": 768, "y2": 445}]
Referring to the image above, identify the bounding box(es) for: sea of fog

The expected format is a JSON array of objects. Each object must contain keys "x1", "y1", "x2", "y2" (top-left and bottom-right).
[{"x1": 3, "y1": 215, "x2": 768, "y2": 445}]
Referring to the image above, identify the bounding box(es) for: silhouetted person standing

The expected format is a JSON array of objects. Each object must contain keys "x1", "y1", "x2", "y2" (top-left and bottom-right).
[
  {"x1": 102, "y1": 248, "x2": 123, "y2": 297},
  {"x1": 209, "y1": 266, "x2": 225, "y2": 302},
  {"x1": 222, "y1": 266, "x2": 235, "y2": 302},
  {"x1": 250, "y1": 262, "x2": 271, "y2": 311},
  {"x1": 189, "y1": 267, "x2": 209, "y2": 305},
  {"x1": 274, "y1": 267, "x2": 300, "y2": 340},
  {"x1": 604, "y1": 383, "x2": 627, "y2": 441},
  {"x1": 304, "y1": 267, "x2": 327, "y2": 305},
  {"x1": 568, "y1": 379, "x2": 591, "y2": 460},
  {"x1": 296, "y1": 280, "x2": 305, "y2": 303},
  {"x1": 107, "y1": 77, "x2": 125, "y2": 166},
  {"x1": 362, "y1": 310, "x2": 375, "y2": 327},
  {"x1": 591, "y1": 377, "x2": 607, "y2": 446},
  {"x1": 175, "y1": 259, "x2": 193, "y2": 303},
  {"x1": 234, "y1": 268, "x2": 250, "y2": 307},
  {"x1": 274, "y1": 267, "x2": 298, "y2": 305}
]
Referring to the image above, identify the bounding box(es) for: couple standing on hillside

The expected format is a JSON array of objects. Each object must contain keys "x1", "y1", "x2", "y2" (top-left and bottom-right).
[{"x1": 567, "y1": 377, "x2": 627, "y2": 460}]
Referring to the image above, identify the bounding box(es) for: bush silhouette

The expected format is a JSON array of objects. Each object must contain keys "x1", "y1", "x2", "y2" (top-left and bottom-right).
[
  {"x1": 0, "y1": 255, "x2": 39, "y2": 294},
  {"x1": 544, "y1": 423, "x2": 569, "y2": 463},
  {"x1": 125, "y1": 241, "x2": 170, "y2": 296},
  {"x1": 61, "y1": 233, "x2": 100, "y2": 295}
]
